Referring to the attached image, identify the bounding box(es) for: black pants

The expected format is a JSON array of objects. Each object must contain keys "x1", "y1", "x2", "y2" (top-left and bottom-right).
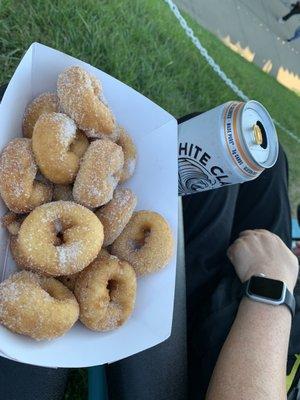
[
  {"x1": 183, "y1": 144, "x2": 291, "y2": 399},
  {"x1": 106, "y1": 144, "x2": 293, "y2": 400},
  {"x1": 283, "y1": 5, "x2": 300, "y2": 20},
  {"x1": 0, "y1": 78, "x2": 292, "y2": 399}
]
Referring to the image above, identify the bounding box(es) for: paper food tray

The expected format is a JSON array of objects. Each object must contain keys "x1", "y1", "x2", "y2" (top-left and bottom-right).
[{"x1": 0, "y1": 43, "x2": 178, "y2": 368}]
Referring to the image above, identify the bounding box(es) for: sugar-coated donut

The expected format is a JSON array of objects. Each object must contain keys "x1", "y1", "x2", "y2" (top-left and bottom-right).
[
  {"x1": 73, "y1": 140, "x2": 124, "y2": 208},
  {"x1": 0, "y1": 138, "x2": 53, "y2": 213},
  {"x1": 95, "y1": 189, "x2": 137, "y2": 247},
  {"x1": 53, "y1": 184, "x2": 74, "y2": 201},
  {"x1": 0, "y1": 271, "x2": 79, "y2": 340},
  {"x1": 32, "y1": 113, "x2": 89, "y2": 184},
  {"x1": 111, "y1": 211, "x2": 174, "y2": 276},
  {"x1": 71, "y1": 129, "x2": 90, "y2": 158},
  {"x1": 74, "y1": 254, "x2": 136, "y2": 331},
  {"x1": 10, "y1": 235, "x2": 27, "y2": 270},
  {"x1": 22, "y1": 92, "x2": 59, "y2": 138},
  {"x1": 59, "y1": 248, "x2": 111, "y2": 291},
  {"x1": 17, "y1": 201, "x2": 104, "y2": 276},
  {"x1": 116, "y1": 127, "x2": 137, "y2": 182},
  {"x1": 57, "y1": 66, "x2": 118, "y2": 141}
]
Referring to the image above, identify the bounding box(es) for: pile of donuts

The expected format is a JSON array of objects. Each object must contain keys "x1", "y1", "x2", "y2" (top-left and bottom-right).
[{"x1": 0, "y1": 66, "x2": 174, "y2": 341}]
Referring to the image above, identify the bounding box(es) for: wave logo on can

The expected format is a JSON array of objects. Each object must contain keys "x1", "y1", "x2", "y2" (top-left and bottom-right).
[{"x1": 178, "y1": 142, "x2": 230, "y2": 196}]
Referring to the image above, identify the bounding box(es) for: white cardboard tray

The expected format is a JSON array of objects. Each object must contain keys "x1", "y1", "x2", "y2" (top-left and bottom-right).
[{"x1": 0, "y1": 43, "x2": 178, "y2": 368}]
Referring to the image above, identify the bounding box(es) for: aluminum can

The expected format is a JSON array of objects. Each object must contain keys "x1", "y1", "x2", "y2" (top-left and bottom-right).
[{"x1": 178, "y1": 100, "x2": 278, "y2": 195}]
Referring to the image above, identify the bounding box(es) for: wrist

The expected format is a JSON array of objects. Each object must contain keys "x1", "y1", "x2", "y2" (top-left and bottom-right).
[
  {"x1": 242, "y1": 275, "x2": 296, "y2": 318},
  {"x1": 241, "y1": 297, "x2": 292, "y2": 323},
  {"x1": 242, "y1": 268, "x2": 295, "y2": 293}
]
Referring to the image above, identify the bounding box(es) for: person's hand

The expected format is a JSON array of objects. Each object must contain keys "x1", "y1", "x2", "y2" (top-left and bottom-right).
[{"x1": 227, "y1": 229, "x2": 299, "y2": 292}]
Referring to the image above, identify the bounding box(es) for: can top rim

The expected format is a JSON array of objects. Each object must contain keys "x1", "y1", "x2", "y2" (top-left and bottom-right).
[{"x1": 240, "y1": 100, "x2": 279, "y2": 168}]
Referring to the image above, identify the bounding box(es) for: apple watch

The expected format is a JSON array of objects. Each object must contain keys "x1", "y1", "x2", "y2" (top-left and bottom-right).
[{"x1": 242, "y1": 275, "x2": 296, "y2": 318}]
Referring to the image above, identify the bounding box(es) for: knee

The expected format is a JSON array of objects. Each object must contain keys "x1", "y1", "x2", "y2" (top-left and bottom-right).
[
  {"x1": 274, "y1": 143, "x2": 288, "y2": 173},
  {"x1": 261, "y1": 142, "x2": 288, "y2": 184}
]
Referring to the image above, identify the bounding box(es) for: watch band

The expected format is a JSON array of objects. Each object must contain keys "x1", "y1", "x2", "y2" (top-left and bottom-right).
[
  {"x1": 242, "y1": 278, "x2": 296, "y2": 318},
  {"x1": 285, "y1": 288, "x2": 296, "y2": 318}
]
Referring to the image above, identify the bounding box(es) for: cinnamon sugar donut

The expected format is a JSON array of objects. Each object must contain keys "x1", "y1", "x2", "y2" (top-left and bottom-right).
[
  {"x1": 73, "y1": 139, "x2": 124, "y2": 208},
  {"x1": 95, "y1": 189, "x2": 137, "y2": 246},
  {"x1": 10, "y1": 235, "x2": 28, "y2": 270},
  {"x1": 71, "y1": 130, "x2": 90, "y2": 158},
  {"x1": 17, "y1": 201, "x2": 103, "y2": 276},
  {"x1": 0, "y1": 271, "x2": 79, "y2": 340},
  {"x1": 53, "y1": 184, "x2": 74, "y2": 201},
  {"x1": 116, "y1": 127, "x2": 137, "y2": 182},
  {"x1": 74, "y1": 255, "x2": 136, "y2": 331},
  {"x1": 57, "y1": 66, "x2": 118, "y2": 141},
  {"x1": 32, "y1": 113, "x2": 89, "y2": 184},
  {"x1": 59, "y1": 248, "x2": 111, "y2": 291},
  {"x1": 22, "y1": 92, "x2": 59, "y2": 138},
  {"x1": 111, "y1": 211, "x2": 174, "y2": 276},
  {"x1": 0, "y1": 138, "x2": 53, "y2": 213}
]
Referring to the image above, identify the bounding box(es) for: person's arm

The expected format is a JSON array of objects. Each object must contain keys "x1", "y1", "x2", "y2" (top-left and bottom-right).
[{"x1": 206, "y1": 229, "x2": 299, "y2": 400}]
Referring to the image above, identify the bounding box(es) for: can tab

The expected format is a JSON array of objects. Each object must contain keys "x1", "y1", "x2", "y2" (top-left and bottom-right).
[{"x1": 252, "y1": 124, "x2": 263, "y2": 145}]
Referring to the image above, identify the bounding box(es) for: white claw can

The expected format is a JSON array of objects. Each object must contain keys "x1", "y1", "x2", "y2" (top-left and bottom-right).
[{"x1": 178, "y1": 100, "x2": 279, "y2": 195}]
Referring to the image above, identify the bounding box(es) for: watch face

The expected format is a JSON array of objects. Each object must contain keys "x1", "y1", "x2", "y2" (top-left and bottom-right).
[{"x1": 248, "y1": 276, "x2": 284, "y2": 301}]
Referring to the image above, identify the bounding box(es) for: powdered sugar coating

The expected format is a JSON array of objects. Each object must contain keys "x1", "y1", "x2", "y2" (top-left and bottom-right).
[
  {"x1": 17, "y1": 201, "x2": 103, "y2": 276},
  {"x1": 0, "y1": 138, "x2": 52, "y2": 213},
  {"x1": 0, "y1": 270, "x2": 79, "y2": 340},
  {"x1": 74, "y1": 255, "x2": 136, "y2": 331},
  {"x1": 22, "y1": 92, "x2": 59, "y2": 138},
  {"x1": 96, "y1": 188, "x2": 137, "y2": 246},
  {"x1": 111, "y1": 211, "x2": 174, "y2": 276},
  {"x1": 32, "y1": 112, "x2": 88, "y2": 185},
  {"x1": 57, "y1": 66, "x2": 116, "y2": 140},
  {"x1": 116, "y1": 127, "x2": 137, "y2": 182},
  {"x1": 73, "y1": 140, "x2": 124, "y2": 208}
]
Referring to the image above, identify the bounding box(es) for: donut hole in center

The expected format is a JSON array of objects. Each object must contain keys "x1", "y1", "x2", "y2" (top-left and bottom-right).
[
  {"x1": 132, "y1": 226, "x2": 151, "y2": 250},
  {"x1": 52, "y1": 219, "x2": 72, "y2": 246},
  {"x1": 107, "y1": 279, "x2": 118, "y2": 301}
]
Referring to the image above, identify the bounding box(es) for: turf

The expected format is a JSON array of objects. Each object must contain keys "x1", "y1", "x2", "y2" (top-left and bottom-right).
[{"x1": 0, "y1": 0, "x2": 299, "y2": 396}]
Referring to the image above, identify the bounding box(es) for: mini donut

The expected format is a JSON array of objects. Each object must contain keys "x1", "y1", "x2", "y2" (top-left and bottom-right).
[
  {"x1": 0, "y1": 271, "x2": 79, "y2": 340},
  {"x1": 59, "y1": 248, "x2": 111, "y2": 291},
  {"x1": 116, "y1": 127, "x2": 137, "y2": 182},
  {"x1": 70, "y1": 129, "x2": 90, "y2": 158},
  {"x1": 57, "y1": 66, "x2": 118, "y2": 141},
  {"x1": 95, "y1": 189, "x2": 137, "y2": 247},
  {"x1": 74, "y1": 255, "x2": 136, "y2": 331},
  {"x1": 73, "y1": 140, "x2": 124, "y2": 208},
  {"x1": 0, "y1": 138, "x2": 53, "y2": 213},
  {"x1": 10, "y1": 235, "x2": 28, "y2": 270},
  {"x1": 32, "y1": 113, "x2": 89, "y2": 185},
  {"x1": 111, "y1": 211, "x2": 174, "y2": 276},
  {"x1": 22, "y1": 92, "x2": 59, "y2": 138},
  {"x1": 53, "y1": 184, "x2": 74, "y2": 201},
  {"x1": 17, "y1": 201, "x2": 104, "y2": 276}
]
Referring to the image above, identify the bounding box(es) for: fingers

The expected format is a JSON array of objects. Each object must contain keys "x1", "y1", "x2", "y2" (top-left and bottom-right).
[{"x1": 227, "y1": 237, "x2": 245, "y2": 261}]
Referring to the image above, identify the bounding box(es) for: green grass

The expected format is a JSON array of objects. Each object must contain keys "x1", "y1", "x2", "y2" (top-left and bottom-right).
[{"x1": 0, "y1": 0, "x2": 299, "y2": 396}]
